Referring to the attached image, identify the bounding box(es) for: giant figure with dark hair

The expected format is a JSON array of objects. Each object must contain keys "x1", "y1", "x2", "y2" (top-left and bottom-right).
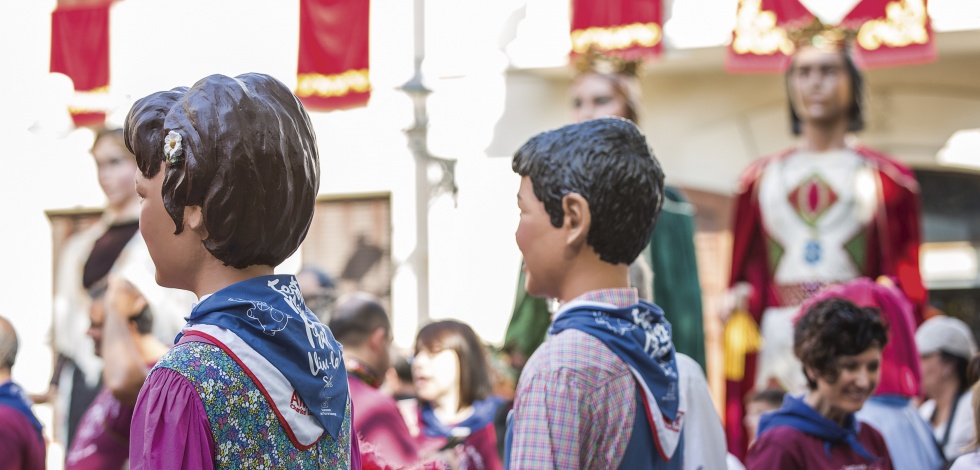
[
  {"x1": 747, "y1": 298, "x2": 894, "y2": 468},
  {"x1": 504, "y1": 54, "x2": 706, "y2": 372},
  {"x1": 125, "y1": 73, "x2": 357, "y2": 469},
  {"x1": 505, "y1": 118, "x2": 725, "y2": 469},
  {"x1": 724, "y1": 27, "x2": 927, "y2": 459}
]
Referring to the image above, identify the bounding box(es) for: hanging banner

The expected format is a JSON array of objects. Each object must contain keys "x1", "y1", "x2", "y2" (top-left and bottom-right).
[
  {"x1": 842, "y1": 0, "x2": 936, "y2": 69},
  {"x1": 297, "y1": 0, "x2": 371, "y2": 111},
  {"x1": 570, "y1": 0, "x2": 664, "y2": 61},
  {"x1": 50, "y1": 1, "x2": 111, "y2": 128},
  {"x1": 726, "y1": 0, "x2": 935, "y2": 73}
]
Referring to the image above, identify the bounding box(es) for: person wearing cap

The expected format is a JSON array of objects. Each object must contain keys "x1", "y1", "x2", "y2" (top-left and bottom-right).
[{"x1": 917, "y1": 315, "x2": 979, "y2": 462}]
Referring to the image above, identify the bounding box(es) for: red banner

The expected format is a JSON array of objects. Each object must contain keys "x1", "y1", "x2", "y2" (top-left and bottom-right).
[
  {"x1": 843, "y1": 0, "x2": 936, "y2": 69},
  {"x1": 570, "y1": 0, "x2": 663, "y2": 61},
  {"x1": 297, "y1": 0, "x2": 371, "y2": 111},
  {"x1": 726, "y1": 0, "x2": 936, "y2": 73},
  {"x1": 50, "y1": 1, "x2": 111, "y2": 127}
]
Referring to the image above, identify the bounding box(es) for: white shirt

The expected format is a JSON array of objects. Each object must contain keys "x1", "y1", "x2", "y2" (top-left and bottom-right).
[{"x1": 919, "y1": 390, "x2": 976, "y2": 461}]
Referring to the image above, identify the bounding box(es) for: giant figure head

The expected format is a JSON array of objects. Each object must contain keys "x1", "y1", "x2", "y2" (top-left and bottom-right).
[{"x1": 125, "y1": 73, "x2": 319, "y2": 282}]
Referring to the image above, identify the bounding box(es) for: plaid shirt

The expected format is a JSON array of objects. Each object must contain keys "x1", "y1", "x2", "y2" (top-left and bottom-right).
[{"x1": 509, "y1": 288, "x2": 640, "y2": 469}]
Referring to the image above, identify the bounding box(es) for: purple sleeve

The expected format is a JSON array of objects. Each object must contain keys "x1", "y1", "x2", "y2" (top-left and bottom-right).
[
  {"x1": 129, "y1": 368, "x2": 215, "y2": 470},
  {"x1": 0, "y1": 407, "x2": 46, "y2": 470}
]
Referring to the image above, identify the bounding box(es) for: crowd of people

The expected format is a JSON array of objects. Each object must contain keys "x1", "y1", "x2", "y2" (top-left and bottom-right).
[{"x1": 0, "y1": 16, "x2": 978, "y2": 470}]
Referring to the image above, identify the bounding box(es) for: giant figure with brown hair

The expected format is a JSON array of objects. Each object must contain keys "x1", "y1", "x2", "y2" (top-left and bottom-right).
[
  {"x1": 125, "y1": 73, "x2": 357, "y2": 469},
  {"x1": 724, "y1": 22, "x2": 927, "y2": 459}
]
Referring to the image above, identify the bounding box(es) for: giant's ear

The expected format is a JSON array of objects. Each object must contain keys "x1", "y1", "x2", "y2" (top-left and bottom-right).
[
  {"x1": 183, "y1": 205, "x2": 209, "y2": 240},
  {"x1": 561, "y1": 193, "x2": 591, "y2": 250}
]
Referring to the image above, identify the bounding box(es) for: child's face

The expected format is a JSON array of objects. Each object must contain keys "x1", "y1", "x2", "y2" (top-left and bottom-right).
[
  {"x1": 516, "y1": 176, "x2": 565, "y2": 299},
  {"x1": 135, "y1": 163, "x2": 193, "y2": 290}
]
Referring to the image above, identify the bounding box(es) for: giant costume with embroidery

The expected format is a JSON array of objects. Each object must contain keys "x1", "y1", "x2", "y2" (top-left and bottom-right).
[
  {"x1": 725, "y1": 144, "x2": 926, "y2": 457},
  {"x1": 130, "y1": 276, "x2": 354, "y2": 468}
]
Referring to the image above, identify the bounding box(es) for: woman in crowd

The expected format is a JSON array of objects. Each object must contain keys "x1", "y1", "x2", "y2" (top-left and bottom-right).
[
  {"x1": 747, "y1": 298, "x2": 893, "y2": 469},
  {"x1": 807, "y1": 277, "x2": 943, "y2": 469},
  {"x1": 917, "y1": 315, "x2": 979, "y2": 462},
  {"x1": 409, "y1": 320, "x2": 504, "y2": 470},
  {"x1": 950, "y1": 353, "x2": 980, "y2": 469}
]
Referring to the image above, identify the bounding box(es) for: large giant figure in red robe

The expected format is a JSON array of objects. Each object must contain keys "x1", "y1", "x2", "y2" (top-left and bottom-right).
[{"x1": 724, "y1": 31, "x2": 927, "y2": 460}]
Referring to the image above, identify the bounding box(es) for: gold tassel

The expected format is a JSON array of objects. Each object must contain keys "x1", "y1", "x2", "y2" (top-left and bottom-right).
[{"x1": 724, "y1": 309, "x2": 762, "y2": 381}]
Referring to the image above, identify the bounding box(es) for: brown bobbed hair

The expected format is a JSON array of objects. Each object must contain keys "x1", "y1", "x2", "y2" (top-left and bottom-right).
[
  {"x1": 794, "y1": 298, "x2": 888, "y2": 390},
  {"x1": 124, "y1": 73, "x2": 319, "y2": 269},
  {"x1": 415, "y1": 320, "x2": 492, "y2": 411}
]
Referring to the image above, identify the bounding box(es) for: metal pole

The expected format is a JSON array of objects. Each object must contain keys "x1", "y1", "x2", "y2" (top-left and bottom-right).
[{"x1": 401, "y1": 0, "x2": 431, "y2": 327}]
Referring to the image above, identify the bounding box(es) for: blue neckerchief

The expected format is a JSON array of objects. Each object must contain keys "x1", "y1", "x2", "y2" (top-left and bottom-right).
[
  {"x1": 0, "y1": 381, "x2": 43, "y2": 437},
  {"x1": 420, "y1": 396, "x2": 505, "y2": 439},
  {"x1": 176, "y1": 275, "x2": 348, "y2": 439},
  {"x1": 549, "y1": 300, "x2": 679, "y2": 420},
  {"x1": 758, "y1": 394, "x2": 878, "y2": 462}
]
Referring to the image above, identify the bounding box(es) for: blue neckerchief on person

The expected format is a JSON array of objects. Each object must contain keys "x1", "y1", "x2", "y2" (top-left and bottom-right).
[
  {"x1": 420, "y1": 395, "x2": 505, "y2": 439},
  {"x1": 0, "y1": 381, "x2": 43, "y2": 438},
  {"x1": 176, "y1": 274, "x2": 348, "y2": 439},
  {"x1": 758, "y1": 394, "x2": 878, "y2": 462},
  {"x1": 548, "y1": 299, "x2": 679, "y2": 420}
]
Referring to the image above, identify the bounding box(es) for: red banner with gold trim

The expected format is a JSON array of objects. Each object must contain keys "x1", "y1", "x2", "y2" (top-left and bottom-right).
[
  {"x1": 726, "y1": 0, "x2": 935, "y2": 73},
  {"x1": 842, "y1": 0, "x2": 936, "y2": 69},
  {"x1": 297, "y1": 0, "x2": 371, "y2": 111},
  {"x1": 570, "y1": 0, "x2": 663, "y2": 61},
  {"x1": 50, "y1": 1, "x2": 111, "y2": 128}
]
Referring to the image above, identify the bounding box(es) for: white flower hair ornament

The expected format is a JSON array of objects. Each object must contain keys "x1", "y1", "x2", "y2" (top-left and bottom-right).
[{"x1": 163, "y1": 131, "x2": 184, "y2": 166}]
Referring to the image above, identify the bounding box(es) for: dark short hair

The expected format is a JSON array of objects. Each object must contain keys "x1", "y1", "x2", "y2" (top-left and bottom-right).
[
  {"x1": 415, "y1": 320, "x2": 492, "y2": 410},
  {"x1": 125, "y1": 73, "x2": 319, "y2": 269},
  {"x1": 795, "y1": 298, "x2": 889, "y2": 389},
  {"x1": 328, "y1": 294, "x2": 390, "y2": 347},
  {"x1": 786, "y1": 47, "x2": 865, "y2": 136},
  {"x1": 942, "y1": 351, "x2": 972, "y2": 395},
  {"x1": 512, "y1": 117, "x2": 664, "y2": 265}
]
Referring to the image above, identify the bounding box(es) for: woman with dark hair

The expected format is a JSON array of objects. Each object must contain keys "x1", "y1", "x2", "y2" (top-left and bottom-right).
[
  {"x1": 746, "y1": 298, "x2": 893, "y2": 469},
  {"x1": 409, "y1": 320, "x2": 503, "y2": 470},
  {"x1": 806, "y1": 277, "x2": 943, "y2": 470},
  {"x1": 917, "y1": 316, "x2": 979, "y2": 461}
]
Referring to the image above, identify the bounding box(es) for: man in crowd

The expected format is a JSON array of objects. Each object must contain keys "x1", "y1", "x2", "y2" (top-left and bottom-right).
[{"x1": 0, "y1": 315, "x2": 46, "y2": 469}]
